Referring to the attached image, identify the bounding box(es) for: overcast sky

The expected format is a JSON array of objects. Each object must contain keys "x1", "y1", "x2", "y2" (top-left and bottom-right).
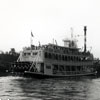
[{"x1": 0, "y1": 0, "x2": 100, "y2": 58}]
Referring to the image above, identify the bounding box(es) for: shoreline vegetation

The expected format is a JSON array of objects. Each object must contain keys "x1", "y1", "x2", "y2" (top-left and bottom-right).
[{"x1": 0, "y1": 48, "x2": 19, "y2": 74}]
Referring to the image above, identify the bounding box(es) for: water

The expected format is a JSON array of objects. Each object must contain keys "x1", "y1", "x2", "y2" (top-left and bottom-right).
[{"x1": 0, "y1": 76, "x2": 100, "y2": 100}]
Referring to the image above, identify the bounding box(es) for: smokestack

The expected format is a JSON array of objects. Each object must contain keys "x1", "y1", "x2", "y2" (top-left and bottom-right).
[{"x1": 84, "y1": 26, "x2": 87, "y2": 52}]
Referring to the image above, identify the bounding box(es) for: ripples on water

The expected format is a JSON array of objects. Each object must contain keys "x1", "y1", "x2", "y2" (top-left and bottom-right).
[{"x1": 0, "y1": 76, "x2": 100, "y2": 100}]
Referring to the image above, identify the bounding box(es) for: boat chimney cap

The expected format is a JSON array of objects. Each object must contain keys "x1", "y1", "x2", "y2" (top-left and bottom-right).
[{"x1": 84, "y1": 26, "x2": 87, "y2": 31}]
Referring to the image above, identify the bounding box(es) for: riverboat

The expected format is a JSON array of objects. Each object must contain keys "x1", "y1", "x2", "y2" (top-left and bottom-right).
[{"x1": 11, "y1": 26, "x2": 95, "y2": 78}]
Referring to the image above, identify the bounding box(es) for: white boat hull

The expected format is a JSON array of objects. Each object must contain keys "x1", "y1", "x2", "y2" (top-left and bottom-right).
[{"x1": 24, "y1": 71, "x2": 96, "y2": 78}]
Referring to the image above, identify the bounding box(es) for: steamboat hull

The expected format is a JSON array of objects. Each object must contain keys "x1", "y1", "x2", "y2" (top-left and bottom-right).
[{"x1": 24, "y1": 71, "x2": 96, "y2": 79}]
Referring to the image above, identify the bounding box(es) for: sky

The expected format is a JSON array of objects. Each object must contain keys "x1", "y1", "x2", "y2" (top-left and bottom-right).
[{"x1": 0, "y1": 0, "x2": 100, "y2": 58}]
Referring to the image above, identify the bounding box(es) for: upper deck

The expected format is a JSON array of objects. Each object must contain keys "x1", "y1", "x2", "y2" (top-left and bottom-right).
[
  {"x1": 18, "y1": 43, "x2": 93, "y2": 62},
  {"x1": 27, "y1": 44, "x2": 92, "y2": 56}
]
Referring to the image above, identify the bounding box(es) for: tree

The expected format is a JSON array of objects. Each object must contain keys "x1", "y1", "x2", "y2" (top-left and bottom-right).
[{"x1": 9, "y1": 48, "x2": 16, "y2": 55}]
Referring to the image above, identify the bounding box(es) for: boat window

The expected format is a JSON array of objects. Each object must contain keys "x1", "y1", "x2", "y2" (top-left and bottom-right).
[
  {"x1": 59, "y1": 55, "x2": 61, "y2": 60},
  {"x1": 23, "y1": 53, "x2": 26, "y2": 56},
  {"x1": 53, "y1": 65, "x2": 58, "y2": 70},
  {"x1": 59, "y1": 65, "x2": 64, "y2": 71},
  {"x1": 54, "y1": 54, "x2": 56, "y2": 59},
  {"x1": 27, "y1": 53, "x2": 31, "y2": 55},
  {"x1": 77, "y1": 66, "x2": 81, "y2": 71},
  {"x1": 76, "y1": 57, "x2": 79, "y2": 61},
  {"x1": 45, "y1": 52, "x2": 48, "y2": 58},
  {"x1": 33, "y1": 52, "x2": 38, "y2": 55},
  {"x1": 65, "y1": 66, "x2": 70, "y2": 71},
  {"x1": 71, "y1": 56, "x2": 73, "y2": 61},
  {"x1": 40, "y1": 63, "x2": 44, "y2": 73},
  {"x1": 45, "y1": 52, "x2": 52, "y2": 59},
  {"x1": 56, "y1": 54, "x2": 58, "y2": 60},
  {"x1": 49, "y1": 53, "x2": 52, "y2": 59},
  {"x1": 46, "y1": 65, "x2": 51, "y2": 69},
  {"x1": 72, "y1": 66, "x2": 76, "y2": 71},
  {"x1": 74, "y1": 56, "x2": 76, "y2": 61},
  {"x1": 23, "y1": 53, "x2": 31, "y2": 56},
  {"x1": 52, "y1": 53, "x2": 55, "y2": 59},
  {"x1": 79, "y1": 57, "x2": 81, "y2": 61},
  {"x1": 62, "y1": 55, "x2": 65, "y2": 61},
  {"x1": 65, "y1": 56, "x2": 67, "y2": 61}
]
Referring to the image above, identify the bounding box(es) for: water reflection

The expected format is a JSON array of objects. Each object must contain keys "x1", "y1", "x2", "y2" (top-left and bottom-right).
[{"x1": 0, "y1": 76, "x2": 100, "y2": 100}]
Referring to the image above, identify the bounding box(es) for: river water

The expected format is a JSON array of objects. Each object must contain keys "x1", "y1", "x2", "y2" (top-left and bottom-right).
[{"x1": 0, "y1": 76, "x2": 100, "y2": 100}]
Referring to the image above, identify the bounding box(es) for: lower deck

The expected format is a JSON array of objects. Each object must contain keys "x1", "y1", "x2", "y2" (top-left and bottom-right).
[{"x1": 11, "y1": 61, "x2": 94, "y2": 78}]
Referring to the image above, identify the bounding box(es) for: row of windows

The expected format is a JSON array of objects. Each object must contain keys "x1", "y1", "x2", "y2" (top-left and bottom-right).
[
  {"x1": 53, "y1": 65, "x2": 89, "y2": 71},
  {"x1": 23, "y1": 52, "x2": 38, "y2": 56},
  {"x1": 46, "y1": 66, "x2": 51, "y2": 69},
  {"x1": 45, "y1": 47, "x2": 80, "y2": 55},
  {"x1": 45, "y1": 52, "x2": 88, "y2": 61},
  {"x1": 45, "y1": 65, "x2": 83, "y2": 71}
]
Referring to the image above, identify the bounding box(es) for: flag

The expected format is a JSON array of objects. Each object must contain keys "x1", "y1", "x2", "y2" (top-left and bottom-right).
[{"x1": 31, "y1": 31, "x2": 34, "y2": 37}]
